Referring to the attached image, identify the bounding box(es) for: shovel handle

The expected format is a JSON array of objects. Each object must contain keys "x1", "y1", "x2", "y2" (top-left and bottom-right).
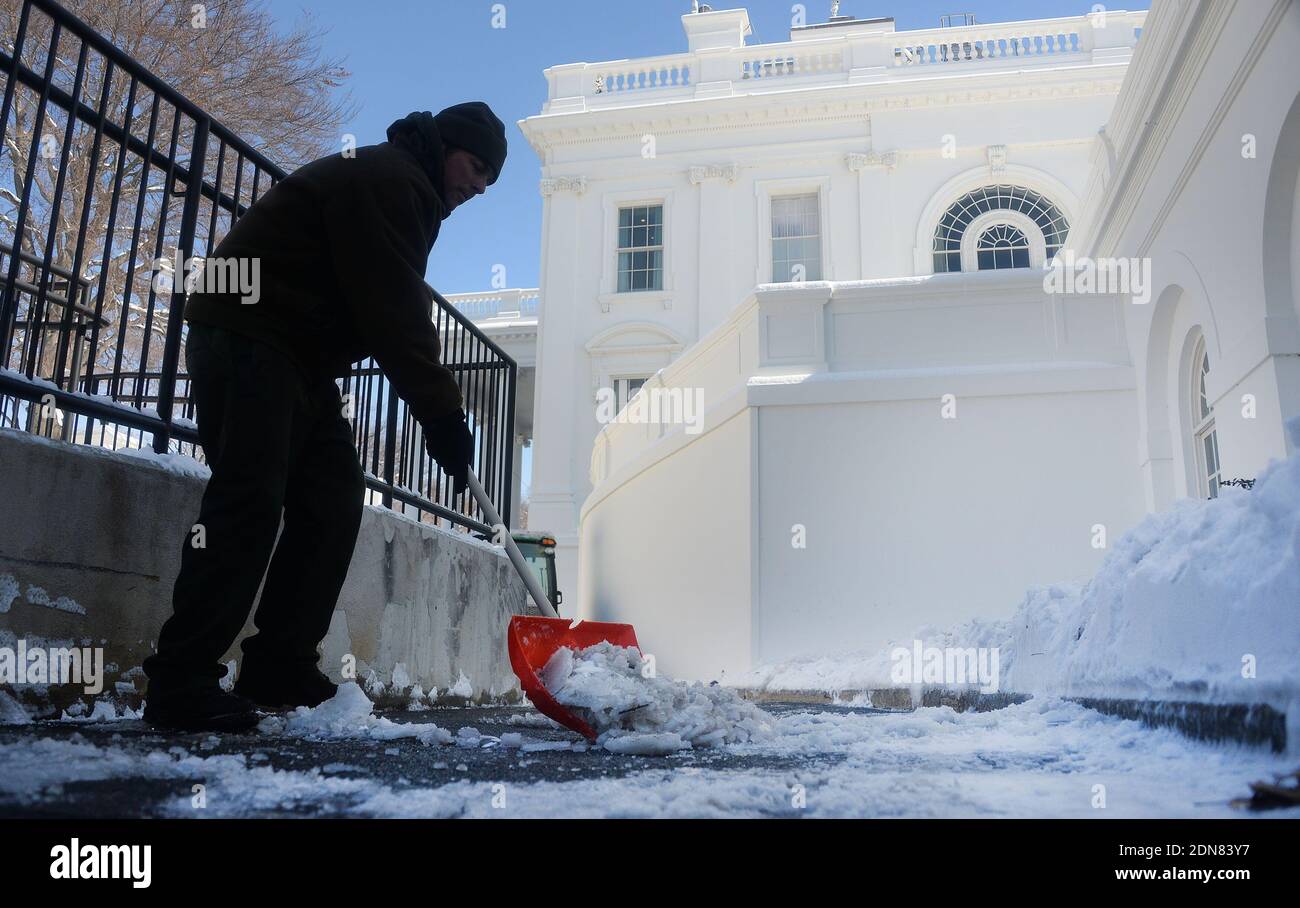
[{"x1": 465, "y1": 468, "x2": 560, "y2": 619}]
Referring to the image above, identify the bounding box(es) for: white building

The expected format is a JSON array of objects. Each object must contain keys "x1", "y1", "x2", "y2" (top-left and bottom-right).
[{"x1": 514, "y1": 1, "x2": 1299, "y2": 680}]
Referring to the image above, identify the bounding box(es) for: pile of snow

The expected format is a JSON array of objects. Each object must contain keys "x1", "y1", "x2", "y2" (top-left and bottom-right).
[
  {"x1": 0, "y1": 574, "x2": 18, "y2": 613},
  {"x1": 1004, "y1": 421, "x2": 1300, "y2": 703},
  {"x1": 738, "y1": 420, "x2": 1300, "y2": 706},
  {"x1": 0, "y1": 690, "x2": 30, "y2": 725},
  {"x1": 447, "y1": 672, "x2": 474, "y2": 699},
  {"x1": 258, "y1": 682, "x2": 453, "y2": 745},
  {"x1": 541, "y1": 642, "x2": 773, "y2": 755}
]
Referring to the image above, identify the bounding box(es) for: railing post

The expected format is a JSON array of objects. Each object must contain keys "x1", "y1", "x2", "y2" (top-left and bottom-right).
[
  {"x1": 501, "y1": 359, "x2": 517, "y2": 528},
  {"x1": 153, "y1": 117, "x2": 209, "y2": 454},
  {"x1": 382, "y1": 380, "x2": 398, "y2": 509}
]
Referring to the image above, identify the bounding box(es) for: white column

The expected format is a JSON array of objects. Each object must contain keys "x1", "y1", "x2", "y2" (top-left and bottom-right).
[
  {"x1": 511, "y1": 433, "x2": 526, "y2": 529},
  {"x1": 529, "y1": 177, "x2": 587, "y2": 600},
  {"x1": 847, "y1": 151, "x2": 898, "y2": 279},
  {"x1": 691, "y1": 164, "x2": 738, "y2": 336}
]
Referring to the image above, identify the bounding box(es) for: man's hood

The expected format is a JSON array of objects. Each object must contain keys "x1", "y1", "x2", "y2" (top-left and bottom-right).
[{"x1": 385, "y1": 111, "x2": 450, "y2": 218}]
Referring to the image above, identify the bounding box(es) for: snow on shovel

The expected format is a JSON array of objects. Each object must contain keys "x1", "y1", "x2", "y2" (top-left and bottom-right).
[{"x1": 466, "y1": 469, "x2": 640, "y2": 740}]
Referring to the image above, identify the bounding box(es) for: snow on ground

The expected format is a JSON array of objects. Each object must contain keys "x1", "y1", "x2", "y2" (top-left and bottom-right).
[
  {"x1": 738, "y1": 421, "x2": 1300, "y2": 706},
  {"x1": 736, "y1": 614, "x2": 1014, "y2": 696},
  {"x1": 0, "y1": 691, "x2": 30, "y2": 725},
  {"x1": 257, "y1": 682, "x2": 453, "y2": 744},
  {"x1": 58, "y1": 700, "x2": 142, "y2": 722},
  {"x1": 542, "y1": 642, "x2": 773, "y2": 754},
  {"x1": 0, "y1": 697, "x2": 1295, "y2": 818}
]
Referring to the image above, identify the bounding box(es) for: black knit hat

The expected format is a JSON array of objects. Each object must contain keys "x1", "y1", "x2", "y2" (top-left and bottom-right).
[{"x1": 433, "y1": 101, "x2": 507, "y2": 185}]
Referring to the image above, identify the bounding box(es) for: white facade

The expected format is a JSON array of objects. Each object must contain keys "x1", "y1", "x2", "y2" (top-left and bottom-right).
[
  {"x1": 1069, "y1": 0, "x2": 1300, "y2": 509},
  {"x1": 518, "y1": 2, "x2": 1299, "y2": 680}
]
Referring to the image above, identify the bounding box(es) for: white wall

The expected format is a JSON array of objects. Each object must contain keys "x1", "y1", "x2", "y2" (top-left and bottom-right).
[
  {"x1": 580, "y1": 408, "x2": 756, "y2": 681},
  {"x1": 1073, "y1": 0, "x2": 1300, "y2": 508},
  {"x1": 579, "y1": 270, "x2": 1144, "y2": 679},
  {"x1": 754, "y1": 385, "x2": 1143, "y2": 665}
]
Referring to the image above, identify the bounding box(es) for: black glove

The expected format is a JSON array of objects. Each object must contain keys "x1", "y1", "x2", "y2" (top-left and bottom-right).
[{"x1": 423, "y1": 408, "x2": 473, "y2": 496}]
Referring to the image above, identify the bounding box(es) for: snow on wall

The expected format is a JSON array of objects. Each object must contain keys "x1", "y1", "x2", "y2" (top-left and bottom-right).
[
  {"x1": 1005, "y1": 418, "x2": 1300, "y2": 705},
  {"x1": 738, "y1": 420, "x2": 1300, "y2": 707}
]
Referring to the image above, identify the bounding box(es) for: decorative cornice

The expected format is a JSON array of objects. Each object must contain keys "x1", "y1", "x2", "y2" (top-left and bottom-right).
[
  {"x1": 987, "y1": 144, "x2": 1008, "y2": 175},
  {"x1": 521, "y1": 75, "x2": 1127, "y2": 152},
  {"x1": 1085, "y1": 0, "x2": 1282, "y2": 258},
  {"x1": 846, "y1": 150, "x2": 897, "y2": 172},
  {"x1": 539, "y1": 176, "x2": 588, "y2": 196},
  {"x1": 688, "y1": 163, "x2": 739, "y2": 184}
]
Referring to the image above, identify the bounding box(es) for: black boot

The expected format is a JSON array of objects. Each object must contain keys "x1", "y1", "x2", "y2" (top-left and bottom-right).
[
  {"x1": 143, "y1": 681, "x2": 260, "y2": 733},
  {"x1": 233, "y1": 659, "x2": 338, "y2": 709}
]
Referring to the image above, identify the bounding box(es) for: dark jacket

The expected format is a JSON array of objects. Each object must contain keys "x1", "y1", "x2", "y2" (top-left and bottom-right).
[{"x1": 183, "y1": 140, "x2": 462, "y2": 425}]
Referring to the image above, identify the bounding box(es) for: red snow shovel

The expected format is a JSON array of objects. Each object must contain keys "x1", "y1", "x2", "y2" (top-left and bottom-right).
[{"x1": 466, "y1": 469, "x2": 640, "y2": 740}]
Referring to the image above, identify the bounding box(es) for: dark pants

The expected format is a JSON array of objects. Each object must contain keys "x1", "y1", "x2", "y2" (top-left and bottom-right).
[{"x1": 142, "y1": 322, "x2": 365, "y2": 690}]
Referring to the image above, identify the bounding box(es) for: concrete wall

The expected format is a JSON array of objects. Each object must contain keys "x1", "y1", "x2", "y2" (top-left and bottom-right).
[{"x1": 0, "y1": 429, "x2": 526, "y2": 714}]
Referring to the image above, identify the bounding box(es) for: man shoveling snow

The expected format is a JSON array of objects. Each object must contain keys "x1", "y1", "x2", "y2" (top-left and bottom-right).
[
  {"x1": 141, "y1": 104, "x2": 508, "y2": 733},
  {"x1": 539, "y1": 642, "x2": 774, "y2": 755}
]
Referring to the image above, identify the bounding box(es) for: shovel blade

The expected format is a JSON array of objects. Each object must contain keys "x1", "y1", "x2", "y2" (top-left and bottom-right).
[{"x1": 507, "y1": 615, "x2": 640, "y2": 740}]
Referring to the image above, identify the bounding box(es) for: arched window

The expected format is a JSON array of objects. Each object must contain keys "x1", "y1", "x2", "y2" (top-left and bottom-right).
[
  {"x1": 976, "y1": 223, "x2": 1031, "y2": 270},
  {"x1": 1191, "y1": 337, "x2": 1221, "y2": 498},
  {"x1": 932, "y1": 185, "x2": 1070, "y2": 273}
]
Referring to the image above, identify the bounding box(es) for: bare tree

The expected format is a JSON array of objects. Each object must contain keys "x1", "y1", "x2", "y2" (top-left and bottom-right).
[{"x1": 0, "y1": 0, "x2": 357, "y2": 405}]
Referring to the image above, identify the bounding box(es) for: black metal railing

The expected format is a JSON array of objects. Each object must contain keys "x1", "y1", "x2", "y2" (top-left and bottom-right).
[{"x1": 0, "y1": 0, "x2": 514, "y2": 531}]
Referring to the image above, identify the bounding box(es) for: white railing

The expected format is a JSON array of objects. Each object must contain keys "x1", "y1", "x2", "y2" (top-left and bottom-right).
[
  {"x1": 891, "y1": 17, "x2": 1100, "y2": 67},
  {"x1": 593, "y1": 61, "x2": 692, "y2": 95},
  {"x1": 740, "y1": 45, "x2": 844, "y2": 81},
  {"x1": 544, "y1": 11, "x2": 1145, "y2": 108},
  {"x1": 443, "y1": 288, "x2": 540, "y2": 321}
]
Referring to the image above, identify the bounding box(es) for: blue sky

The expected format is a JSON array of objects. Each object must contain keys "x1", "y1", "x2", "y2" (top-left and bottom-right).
[{"x1": 263, "y1": 0, "x2": 1148, "y2": 295}]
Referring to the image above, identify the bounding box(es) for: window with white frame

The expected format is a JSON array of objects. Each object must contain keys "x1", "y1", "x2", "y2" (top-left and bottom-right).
[
  {"x1": 976, "y1": 223, "x2": 1032, "y2": 270},
  {"x1": 614, "y1": 376, "x2": 649, "y2": 412},
  {"x1": 932, "y1": 185, "x2": 1069, "y2": 273},
  {"x1": 771, "y1": 193, "x2": 822, "y2": 282},
  {"x1": 617, "y1": 205, "x2": 663, "y2": 292},
  {"x1": 1191, "y1": 338, "x2": 1221, "y2": 498}
]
